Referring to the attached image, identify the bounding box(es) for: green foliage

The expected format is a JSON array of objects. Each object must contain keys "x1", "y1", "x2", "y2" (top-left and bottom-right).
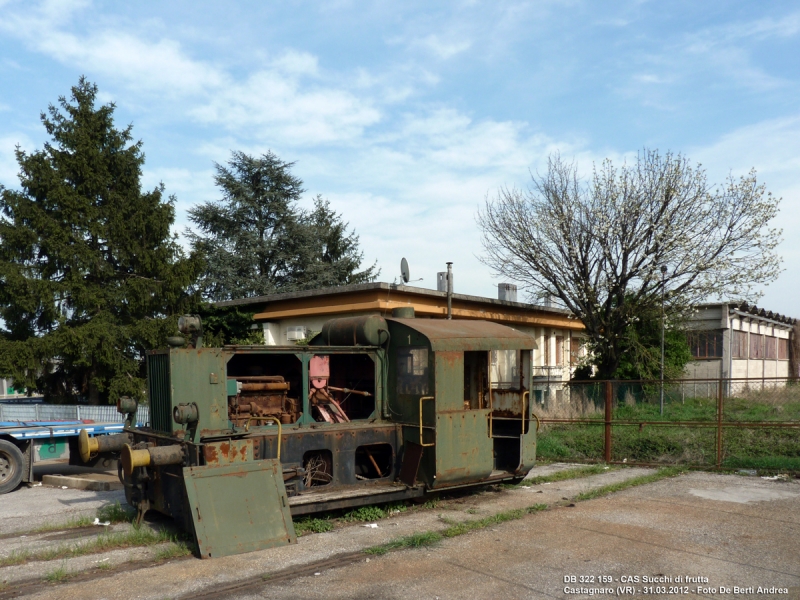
[
  {"x1": 293, "y1": 517, "x2": 334, "y2": 535},
  {"x1": 188, "y1": 151, "x2": 377, "y2": 302},
  {"x1": 342, "y1": 505, "x2": 387, "y2": 522},
  {"x1": 0, "y1": 78, "x2": 201, "y2": 403},
  {"x1": 96, "y1": 501, "x2": 135, "y2": 524},
  {"x1": 198, "y1": 304, "x2": 264, "y2": 346},
  {"x1": 612, "y1": 306, "x2": 691, "y2": 380}
]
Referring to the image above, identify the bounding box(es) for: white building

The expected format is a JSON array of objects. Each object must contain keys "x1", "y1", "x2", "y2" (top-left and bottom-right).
[{"x1": 685, "y1": 302, "x2": 796, "y2": 381}]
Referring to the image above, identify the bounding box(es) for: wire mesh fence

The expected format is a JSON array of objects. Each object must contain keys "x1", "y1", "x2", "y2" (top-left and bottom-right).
[
  {"x1": 533, "y1": 378, "x2": 800, "y2": 471},
  {"x1": 0, "y1": 403, "x2": 150, "y2": 425}
]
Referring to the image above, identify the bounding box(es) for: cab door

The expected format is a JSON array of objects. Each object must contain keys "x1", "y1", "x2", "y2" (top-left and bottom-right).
[{"x1": 432, "y1": 351, "x2": 493, "y2": 487}]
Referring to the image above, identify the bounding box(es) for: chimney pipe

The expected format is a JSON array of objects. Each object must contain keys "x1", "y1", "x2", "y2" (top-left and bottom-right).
[{"x1": 446, "y1": 262, "x2": 453, "y2": 320}]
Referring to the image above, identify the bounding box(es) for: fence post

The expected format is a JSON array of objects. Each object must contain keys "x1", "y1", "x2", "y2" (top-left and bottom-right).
[
  {"x1": 35, "y1": 403, "x2": 40, "y2": 421},
  {"x1": 76, "y1": 405, "x2": 81, "y2": 421},
  {"x1": 604, "y1": 380, "x2": 612, "y2": 463},
  {"x1": 716, "y1": 378, "x2": 724, "y2": 469},
  {"x1": 0, "y1": 403, "x2": 4, "y2": 422}
]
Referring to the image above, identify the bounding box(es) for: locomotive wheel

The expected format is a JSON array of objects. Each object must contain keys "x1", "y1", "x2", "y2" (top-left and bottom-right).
[{"x1": 0, "y1": 439, "x2": 24, "y2": 494}]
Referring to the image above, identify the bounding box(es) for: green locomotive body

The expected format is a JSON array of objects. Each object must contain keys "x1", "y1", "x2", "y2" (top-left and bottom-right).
[{"x1": 86, "y1": 314, "x2": 537, "y2": 558}]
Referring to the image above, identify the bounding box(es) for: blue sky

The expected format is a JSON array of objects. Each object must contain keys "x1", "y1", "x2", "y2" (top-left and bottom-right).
[{"x1": 1, "y1": 0, "x2": 798, "y2": 315}]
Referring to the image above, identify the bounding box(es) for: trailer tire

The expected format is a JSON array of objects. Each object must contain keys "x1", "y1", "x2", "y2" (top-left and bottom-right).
[{"x1": 0, "y1": 439, "x2": 24, "y2": 494}]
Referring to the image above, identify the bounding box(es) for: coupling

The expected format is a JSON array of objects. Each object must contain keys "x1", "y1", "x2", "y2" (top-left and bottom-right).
[{"x1": 121, "y1": 443, "x2": 185, "y2": 477}]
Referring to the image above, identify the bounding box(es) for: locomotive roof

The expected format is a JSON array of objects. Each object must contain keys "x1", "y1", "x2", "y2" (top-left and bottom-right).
[{"x1": 387, "y1": 318, "x2": 537, "y2": 352}]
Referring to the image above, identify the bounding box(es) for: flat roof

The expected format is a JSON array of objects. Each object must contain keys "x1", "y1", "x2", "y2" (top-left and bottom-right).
[
  {"x1": 388, "y1": 317, "x2": 537, "y2": 352},
  {"x1": 215, "y1": 282, "x2": 571, "y2": 315}
]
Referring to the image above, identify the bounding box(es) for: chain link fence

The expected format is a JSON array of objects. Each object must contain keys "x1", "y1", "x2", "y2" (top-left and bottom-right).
[{"x1": 533, "y1": 378, "x2": 800, "y2": 471}]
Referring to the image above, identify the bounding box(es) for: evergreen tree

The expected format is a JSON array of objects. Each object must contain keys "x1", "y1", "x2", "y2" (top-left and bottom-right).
[
  {"x1": 188, "y1": 151, "x2": 377, "y2": 301},
  {"x1": 0, "y1": 78, "x2": 202, "y2": 404}
]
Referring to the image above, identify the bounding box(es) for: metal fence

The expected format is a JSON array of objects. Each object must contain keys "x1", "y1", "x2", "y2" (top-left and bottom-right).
[
  {"x1": 0, "y1": 403, "x2": 150, "y2": 425},
  {"x1": 533, "y1": 377, "x2": 800, "y2": 471}
]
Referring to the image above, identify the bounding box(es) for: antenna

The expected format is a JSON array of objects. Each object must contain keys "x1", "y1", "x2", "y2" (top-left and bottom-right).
[{"x1": 394, "y1": 257, "x2": 422, "y2": 285}]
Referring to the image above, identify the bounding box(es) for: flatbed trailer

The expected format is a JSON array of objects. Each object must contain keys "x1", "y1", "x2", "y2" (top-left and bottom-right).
[{"x1": 0, "y1": 420, "x2": 126, "y2": 494}]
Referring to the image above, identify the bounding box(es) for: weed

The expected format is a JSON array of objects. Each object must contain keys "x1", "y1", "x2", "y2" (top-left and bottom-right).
[
  {"x1": 97, "y1": 562, "x2": 112, "y2": 571},
  {"x1": 365, "y1": 531, "x2": 443, "y2": 555},
  {"x1": 342, "y1": 506, "x2": 387, "y2": 522},
  {"x1": 44, "y1": 564, "x2": 71, "y2": 583},
  {"x1": 527, "y1": 464, "x2": 614, "y2": 484},
  {"x1": 293, "y1": 518, "x2": 334, "y2": 535},
  {"x1": 576, "y1": 466, "x2": 687, "y2": 501},
  {"x1": 421, "y1": 498, "x2": 440, "y2": 509},
  {"x1": 466, "y1": 508, "x2": 479, "y2": 514},
  {"x1": 364, "y1": 502, "x2": 549, "y2": 557},
  {"x1": 0, "y1": 526, "x2": 186, "y2": 567},
  {"x1": 33, "y1": 515, "x2": 94, "y2": 533},
  {"x1": 155, "y1": 542, "x2": 192, "y2": 561},
  {"x1": 97, "y1": 502, "x2": 135, "y2": 524}
]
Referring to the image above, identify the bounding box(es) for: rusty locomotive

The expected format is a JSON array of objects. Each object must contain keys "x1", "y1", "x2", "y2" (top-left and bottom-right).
[{"x1": 80, "y1": 309, "x2": 538, "y2": 557}]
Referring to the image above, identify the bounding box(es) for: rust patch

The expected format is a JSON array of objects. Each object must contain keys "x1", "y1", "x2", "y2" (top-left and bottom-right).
[{"x1": 204, "y1": 444, "x2": 219, "y2": 465}]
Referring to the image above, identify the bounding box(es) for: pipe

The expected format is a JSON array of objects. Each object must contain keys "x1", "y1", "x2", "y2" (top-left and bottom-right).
[
  {"x1": 121, "y1": 443, "x2": 184, "y2": 477},
  {"x1": 78, "y1": 430, "x2": 132, "y2": 463},
  {"x1": 240, "y1": 382, "x2": 290, "y2": 392},
  {"x1": 446, "y1": 262, "x2": 453, "y2": 320}
]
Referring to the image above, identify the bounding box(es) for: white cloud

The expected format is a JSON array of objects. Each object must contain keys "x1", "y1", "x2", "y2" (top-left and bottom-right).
[
  {"x1": 414, "y1": 34, "x2": 472, "y2": 60},
  {"x1": 190, "y1": 70, "x2": 381, "y2": 145}
]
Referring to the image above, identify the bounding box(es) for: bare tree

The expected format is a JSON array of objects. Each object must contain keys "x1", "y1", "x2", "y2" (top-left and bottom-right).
[{"x1": 478, "y1": 150, "x2": 782, "y2": 378}]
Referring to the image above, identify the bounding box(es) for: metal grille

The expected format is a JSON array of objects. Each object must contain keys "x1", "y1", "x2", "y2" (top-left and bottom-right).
[
  {"x1": 0, "y1": 403, "x2": 149, "y2": 424},
  {"x1": 147, "y1": 353, "x2": 172, "y2": 432}
]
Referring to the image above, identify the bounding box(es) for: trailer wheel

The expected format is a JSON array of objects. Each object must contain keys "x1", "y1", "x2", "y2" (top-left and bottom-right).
[{"x1": 0, "y1": 439, "x2": 24, "y2": 494}]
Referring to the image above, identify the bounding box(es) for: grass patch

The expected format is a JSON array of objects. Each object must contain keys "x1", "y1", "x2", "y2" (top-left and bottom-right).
[
  {"x1": 0, "y1": 525, "x2": 186, "y2": 567},
  {"x1": 538, "y1": 392, "x2": 800, "y2": 468},
  {"x1": 96, "y1": 502, "x2": 136, "y2": 524},
  {"x1": 293, "y1": 517, "x2": 334, "y2": 535},
  {"x1": 342, "y1": 505, "x2": 388, "y2": 522},
  {"x1": 363, "y1": 503, "x2": 548, "y2": 556},
  {"x1": 364, "y1": 531, "x2": 443, "y2": 555},
  {"x1": 154, "y1": 541, "x2": 192, "y2": 561},
  {"x1": 43, "y1": 563, "x2": 72, "y2": 583},
  {"x1": 33, "y1": 515, "x2": 94, "y2": 533},
  {"x1": 525, "y1": 464, "x2": 615, "y2": 485},
  {"x1": 15, "y1": 502, "x2": 133, "y2": 535},
  {"x1": 575, "y1": 466, "x2": 687, "y2": 501}
]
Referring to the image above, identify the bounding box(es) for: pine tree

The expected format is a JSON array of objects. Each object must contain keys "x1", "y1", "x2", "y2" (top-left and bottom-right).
[
  {"x1": 0, "y1": 78, "x2": 202, "y2": 404},
  {"x1": 188, "y1": 151, "x2": 377, "y2": 301}
]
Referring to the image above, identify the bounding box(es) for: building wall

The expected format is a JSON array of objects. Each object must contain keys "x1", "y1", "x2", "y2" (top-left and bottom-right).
[{"x1": 686, "y1": 304, "x2": 793, "y2": 381}]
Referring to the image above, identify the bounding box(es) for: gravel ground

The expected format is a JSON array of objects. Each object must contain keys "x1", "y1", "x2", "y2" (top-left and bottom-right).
[{"x1": 2, "y1": 466, "x2": 798, "y2": 599}]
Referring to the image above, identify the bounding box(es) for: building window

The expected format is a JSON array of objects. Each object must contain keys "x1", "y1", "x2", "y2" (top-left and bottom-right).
[
  {"x1": 765, "y1": 336, "x2": 777, "y2": 359},
  {"x1": 687, "y1": 331, "x2": 723, "y2": 359},
  {"x1": 555, "y1": 336, "x2": 564, "y2": 366},
  {"x1": 731, "y1": 330, "x2": 748, "y2": 359},
  {"x1": 778, "y1": 338, "x2": 789, "y2": 360},
  {"x1": 749, "y1": 334, "x2": 765, "y2": 359},
  {"x1": 569, "y1": 337, "x2": 582, "y2": 365}
]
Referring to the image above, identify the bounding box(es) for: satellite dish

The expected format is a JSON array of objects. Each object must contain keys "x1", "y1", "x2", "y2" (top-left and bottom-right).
[{"x1": 400, "y1": 258, "x2": 410, "y2": 284}]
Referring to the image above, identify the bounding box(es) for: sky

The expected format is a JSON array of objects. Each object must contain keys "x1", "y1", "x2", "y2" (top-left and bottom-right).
[{"x1": 0, "y1": 0, "x2": 798, "y2": 316}]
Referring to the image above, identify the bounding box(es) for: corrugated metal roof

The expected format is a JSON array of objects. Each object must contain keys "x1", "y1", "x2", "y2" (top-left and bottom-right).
[{"x1": 388, "y1": 318, "x2": 537, "y2": 352}]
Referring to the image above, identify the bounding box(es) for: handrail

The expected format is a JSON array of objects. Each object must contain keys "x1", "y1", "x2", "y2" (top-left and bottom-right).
[
  {"x1": 521, "y1": 391, "x2": 529, "y2": 435},
  {"x1": 488, "y1": 350, "x2": 493, "y2": 438},
  {"x1": 419, "y1": 396, "x2": 435, "y2": 447},
  {"x1": 243, "y1": 416, "x2": 282, "y2": 460}
]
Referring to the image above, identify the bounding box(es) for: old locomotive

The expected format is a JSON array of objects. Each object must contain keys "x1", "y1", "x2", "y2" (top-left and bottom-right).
[{"x1": 81, "y1": 311, "x2": 538, "y2": 557}]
